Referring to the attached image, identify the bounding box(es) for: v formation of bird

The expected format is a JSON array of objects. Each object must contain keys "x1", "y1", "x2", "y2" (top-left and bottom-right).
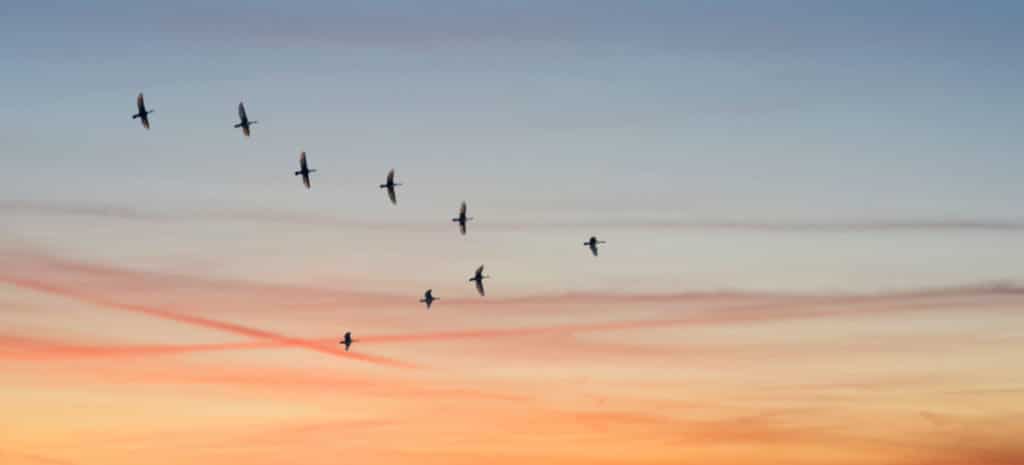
[{"x1": 132, "y1": 93, "x2": 607, "y2": 352}]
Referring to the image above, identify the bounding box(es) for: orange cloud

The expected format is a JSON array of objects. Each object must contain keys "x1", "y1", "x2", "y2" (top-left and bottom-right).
[{"x1": 2, "y1": 276, "x2": 416, "y2": 369}]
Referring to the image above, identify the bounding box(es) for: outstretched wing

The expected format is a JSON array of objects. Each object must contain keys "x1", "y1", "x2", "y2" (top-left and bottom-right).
[
  {"x1": 475, "y1": 265, "x2": 484, "y2": 276},
  {"x1": 298, "y1": 153, "x2": 311, "y2": 188},
  {"x1": 386, "y1": 169, "x2": 394, "y2": 184},
  {"x1": 140, "y1": 114, "x2": 150, "y2": 130},
  {"x1": 460, "y1": 201, "x2": 467, "y2": 217},
  {"x1": 238, "y1": 102, "x2": 247, "y2": 122},
  {"x1": 242, "y1": 125, "x2": 250, "y2": 137},
  {"x1": 590, "y1": 242, "x2": 599, "y2": 257},
  {"x1": 475, "y1": 279, "x2": 485, "y2": 296},
  {"x1": 387, "y1": 185, "x2": 397, "y2": 204},
  {"x1": 459, "y1": 221, "x2": 466, "y2": 235},
  {"x1": 137, "y1": 93, "x2": 145, "y2": 113}
]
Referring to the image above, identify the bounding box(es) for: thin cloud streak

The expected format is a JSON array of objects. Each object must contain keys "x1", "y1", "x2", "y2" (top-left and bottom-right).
[
  {"x1": 0, "y1": 334, "x2": 277, "y2": 360},
  {"x1": 5, "y1": 200, "x2": 1024, "y2": 232},
  {"x1": 1, "y1": 276, "x2": 417, "y2": 369},
  {"x1": 2, "y1": 254, "x2": 1022, "y2": 361},
  {"x1": 365, "y1": 291, "x2": 1023, "y2": 344},
  {"x1": 6, "y1": 249, "x2": 1023, "y2": 311}
]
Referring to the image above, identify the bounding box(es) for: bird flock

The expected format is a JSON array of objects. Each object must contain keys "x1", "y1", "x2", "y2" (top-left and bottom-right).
[{"x1": 132, "y1": 92, "x2": 606, "y2": 352}]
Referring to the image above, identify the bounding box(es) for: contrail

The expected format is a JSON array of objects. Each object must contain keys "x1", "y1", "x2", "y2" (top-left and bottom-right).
[
  {"x1": 2, "y1": 275, "x2": 1018, "y2": 360},
  {"x1": 2, "y1": 277, "x2": 417, "y2": 369}
]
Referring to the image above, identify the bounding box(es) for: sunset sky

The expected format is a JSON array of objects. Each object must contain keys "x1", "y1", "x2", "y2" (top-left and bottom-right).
[{"x1": 2, "y1": 2, "x2": 1024, "y2": 464}]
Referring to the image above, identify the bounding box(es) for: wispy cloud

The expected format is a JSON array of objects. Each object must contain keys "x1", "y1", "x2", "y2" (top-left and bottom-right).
[
  {"x1": 3, "y1": 249, "x2": 1021, "y2": 364},
  {"x1": 1, "y1": 276, "x2": 417, "y2": 369},
  {"x1": 5, "y1": 199, "x2": 1024, "y2": 232},
  {"x1": 0, "y1": 334, "x2": 275, "y2": 360}
]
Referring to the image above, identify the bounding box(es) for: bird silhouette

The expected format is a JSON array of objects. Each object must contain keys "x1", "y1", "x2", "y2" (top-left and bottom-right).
[
  {"x1": 379, "y1": 169, "x2": 401, "y2": 205},
  {"x1": 131, "y1": 93, "x2": 153, "y2": 130},
  {"x1": 234, "y1": 101, "x2": 258, "y2": 137},
  {"x1": 340, "y1": 331, "x2": 355, "y2": 351},
  {"x1": 585, "y1": 236, "x2": 606, "y2": 257},
  {"x1": 468, "y1": 265, "x2": 490, "y2": 296},
  {"x1": 294, "y1": 151, "x2": 316, "y2": 189},
  {"x1": 419, "y1": 289, "x2": 438, "y2": 309},
  {"x1": 452, "y1": 201, "x2": 473, "y2": 235}
]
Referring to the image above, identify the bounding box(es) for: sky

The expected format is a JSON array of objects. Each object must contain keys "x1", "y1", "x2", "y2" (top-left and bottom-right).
[{"x1": 2, "y1": 1, "x2": 1024, "y2": 464}]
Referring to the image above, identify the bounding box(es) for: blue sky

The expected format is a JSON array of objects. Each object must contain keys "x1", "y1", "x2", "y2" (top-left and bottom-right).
[{"x1": 2, "y1": 1, "x2": 1024, "y2": 291}]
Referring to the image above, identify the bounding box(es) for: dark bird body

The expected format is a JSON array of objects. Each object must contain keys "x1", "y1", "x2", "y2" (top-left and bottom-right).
[
  {"x1": 234, "y1": 102, "x2": 258, "y2": 137},
  {"x1": 379, "y1": 169, "x2": 401, "y2": 205},
  {"x1": 585, "y1": 236, "x2": 606, "y2": 257},
  {"x1": 468, "y1": 265, "x2": 490, "y2": 296},
  {"x1": 419, "y1": 289, "x2": 438, "y2": 309},
  {"x1": 131, "y1": 93, "x2": 154, "y2": 129},
  {"x1": 452, "y1": 201, "x2": 473, "y2": 235},
  {"x1": 340, "y1": 331, "x2": 354, "y2": 351},
  {"x1": 294, "y1": 151, "x2": 317, "y2": 189}
]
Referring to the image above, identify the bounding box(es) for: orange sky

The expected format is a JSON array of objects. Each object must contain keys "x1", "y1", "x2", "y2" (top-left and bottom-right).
[{"x1": 2, "y1": 239, "x2": 1023, "y2": 465}]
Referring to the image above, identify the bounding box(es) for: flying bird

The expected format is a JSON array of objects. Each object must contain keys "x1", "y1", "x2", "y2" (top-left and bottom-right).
[
  {"x1": 452, "y1": 201, "x2": 473, "y2": 235},
  {"x1": 419, "y1": 289, "x2": 438, "y2": 309},
  {"x1": 131, "y1": 92, "x2": 154, "y2": 129},
  {"x1": 585, "y1": 236, "x2": 606, "y2": 257},
  {"x1": 294, "y1": 151, "x2": 316, "y2": 189},
  {"x1": 379, "y1": 169, "x2": 401, "y2": 205},
  {"x1": 340, "y1": 331, "x2": 355, "y2": 351},
  {"x1": 468, "y1": 265, "x2": 490, "y2": 297},
  {"x1": 234, "y1": 101, "x2": 258, "y2": 137}
]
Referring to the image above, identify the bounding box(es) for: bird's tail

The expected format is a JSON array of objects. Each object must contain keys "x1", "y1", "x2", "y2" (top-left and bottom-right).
[
  {"x1": 132, "y1": 114, "x2": 140, "y2": 119},
  {"x1": 234, "y1": 123, "x2": 243, "y2": 128}
]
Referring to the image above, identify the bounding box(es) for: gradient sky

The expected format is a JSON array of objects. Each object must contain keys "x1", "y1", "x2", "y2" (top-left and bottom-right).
[{"x1": 2, "y1": 2, "x2": 1024, "y2": 464}]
